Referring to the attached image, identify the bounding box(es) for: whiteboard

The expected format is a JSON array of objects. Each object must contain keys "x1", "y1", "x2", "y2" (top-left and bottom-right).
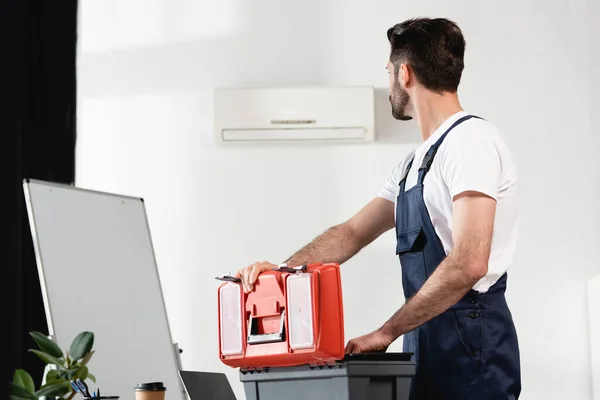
[{"x1": 23, "y1": 179, "x2": 184, "y2": 400}]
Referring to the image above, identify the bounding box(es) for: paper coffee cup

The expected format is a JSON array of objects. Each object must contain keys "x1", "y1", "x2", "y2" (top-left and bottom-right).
[{"x1": 134, "y1": 382, "x2": 166, "y2": 400}]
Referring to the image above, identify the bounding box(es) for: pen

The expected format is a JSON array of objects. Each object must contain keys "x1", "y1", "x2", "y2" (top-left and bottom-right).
[
  {"x1": 70, "y1": 380, "x2": 82, "y2": 395},
  {"x1": 76, "y1": 379, "x2": 92, "y2": 398}
]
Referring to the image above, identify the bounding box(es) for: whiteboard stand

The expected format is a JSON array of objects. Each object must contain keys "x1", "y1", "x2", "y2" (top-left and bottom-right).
[
  {"x1": 23, "y1": 179, "x2": 186, "y2": 400},
  {"x1": 174, "y1": 343, "x2": 183, "y2": 370}
]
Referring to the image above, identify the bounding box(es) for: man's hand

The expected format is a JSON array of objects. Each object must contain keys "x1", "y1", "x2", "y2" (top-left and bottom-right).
[
  {"x1": 235, "y1": 261, "x2": 278, "y2": 293},
  {"x1": 345, "y1": 329, "x2": 393, "y2": 354}
]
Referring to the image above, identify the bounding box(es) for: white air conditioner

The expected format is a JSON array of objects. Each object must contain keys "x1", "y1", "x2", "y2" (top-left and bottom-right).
[{"x1": 214, "y1": 86, "x2": 375, "y2": 143}]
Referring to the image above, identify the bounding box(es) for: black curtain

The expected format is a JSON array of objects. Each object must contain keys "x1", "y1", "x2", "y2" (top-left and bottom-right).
[{"x1": 2, "y1": 0, "x2": 78, "y2": 395}]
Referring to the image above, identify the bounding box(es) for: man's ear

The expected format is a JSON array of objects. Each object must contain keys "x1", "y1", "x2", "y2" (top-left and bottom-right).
[{"x1": 400, "y1": 64, "x2": 411, "y2": 88}]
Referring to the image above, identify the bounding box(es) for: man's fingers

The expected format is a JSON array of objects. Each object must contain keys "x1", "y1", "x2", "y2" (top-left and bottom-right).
[
  {"x1": 249, "y1": 264, "x2": 263, "y2": 287},
  {"x1": 238, "y1": 261, "x2": 276, "y2": 293},
  {"x1": 243, "y1": 266, "x2": 253, "y2": 293},
  {"x1": 345, "y1": 340, "x2": 354, "y2": 354},
  {"x1": 240, "y1": 264, "x2": 255, "y2": 293}
]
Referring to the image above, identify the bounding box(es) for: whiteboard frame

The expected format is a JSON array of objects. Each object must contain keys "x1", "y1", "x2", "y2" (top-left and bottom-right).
[{"x1": 22, "y1": 178, "x2": 185, "y2": 399}]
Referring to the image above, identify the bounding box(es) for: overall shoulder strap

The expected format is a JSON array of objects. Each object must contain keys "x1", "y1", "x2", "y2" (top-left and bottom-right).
[
  {"x1": 417, "y1": 115, "x2": 481, "y2": 184},
  {"x1": 398, "y1": 152, "x2": 415, "y2": 193}
]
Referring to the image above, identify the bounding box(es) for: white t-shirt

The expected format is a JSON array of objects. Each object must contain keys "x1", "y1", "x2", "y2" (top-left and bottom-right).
[{"x1": 378, "y1": 111, "x2": 518, "y2": 293}]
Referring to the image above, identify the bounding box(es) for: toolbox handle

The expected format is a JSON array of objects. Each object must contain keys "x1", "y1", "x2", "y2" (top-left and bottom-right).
[
  {"x1": 247, "y1": 310, "x2": 286, "y2": 345},
  {"x1": 215, "y1": 274, "x2": 241, "y2": 283},
  {"x1": 274, "y1": 264, "x2": 308, "y2": 274},
  {"x1": 215, "y1": 265, "x2": 307, "y2": 283}
]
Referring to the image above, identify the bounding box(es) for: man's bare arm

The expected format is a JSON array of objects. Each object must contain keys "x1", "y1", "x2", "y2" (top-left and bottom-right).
[
  {"x1": 379, "y1": 191, "x2": 496, "y2": 341},
  {"x1": 237, "y1": 197, "x2": 395, "y2": 293},
  {"x1": 285, "y1": 197, "x2": 395, "y2": 266}
]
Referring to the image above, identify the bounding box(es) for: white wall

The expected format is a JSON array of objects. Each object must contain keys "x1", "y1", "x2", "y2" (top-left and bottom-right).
[{"x1": 76, "y1": 1, "x2": 600, "y2": 399}]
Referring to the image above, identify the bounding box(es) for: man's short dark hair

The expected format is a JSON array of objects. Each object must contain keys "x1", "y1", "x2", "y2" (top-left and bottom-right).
[{"x1": 387, "y1": 18, "x2": 466, "y2": 93}]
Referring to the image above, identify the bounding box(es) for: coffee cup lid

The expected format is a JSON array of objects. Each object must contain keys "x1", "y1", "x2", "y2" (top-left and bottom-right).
[{"x1": 134, "y1": 382, "x2": 166, "y2": 391}]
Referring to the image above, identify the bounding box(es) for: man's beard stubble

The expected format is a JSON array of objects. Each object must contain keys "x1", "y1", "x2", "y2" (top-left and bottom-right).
[{"x1": 390, "y1": 84, "x2": 412, "y2": 121}]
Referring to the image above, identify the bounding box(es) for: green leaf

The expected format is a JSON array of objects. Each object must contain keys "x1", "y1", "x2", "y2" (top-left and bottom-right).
[
  {"x1": 80, "y1": 350, "x2": 95, "y2": 366},
  {"x1": 75, "y1": 365, "x2": 89, "y2": 380},
  {"x1": 46, "y1": 369, "x2": 60, "y2": 382},
  {"x1": 69, "y1": 332, "x2": 94, "y2": 361},
  {"x1": 29, "y1": 332, "x2": 64, "y2": 358},
  {"x1": 66, "y1": 368, "x2": 79, "y2": 379},
  {"x1": 28, "y1": 349, "x2": 65, "y2": 369},
  {"x1": 41, "y1": 378, "x2": 69, "y2": 389},
  {"x1": 9, "y1": 382, "x2": 36, "y2": 400},
  {"x1": 12, "y1": 370, "x2": 35, "y2": 394},
  {"x1": 87, "y1": 373, "x2": 96, "y2": 383},
  {"x1": 57, "y1": 369, "x2": 69, "y2": 380},
  {"x1": 34, "y1": 381, "x2": 71, "y2": 398}
]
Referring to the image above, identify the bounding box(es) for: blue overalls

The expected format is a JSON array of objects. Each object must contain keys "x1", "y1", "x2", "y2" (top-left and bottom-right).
[{"x1": 395, "y1": 115, "x2": 521, "y2": 400}]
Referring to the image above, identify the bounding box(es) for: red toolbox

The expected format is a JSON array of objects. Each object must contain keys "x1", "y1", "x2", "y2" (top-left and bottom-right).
[{"x1": 216, "y1": 263, "x2": 345, "y2": 368}]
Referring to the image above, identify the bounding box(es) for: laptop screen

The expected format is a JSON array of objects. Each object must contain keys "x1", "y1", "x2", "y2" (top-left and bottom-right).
[{"x1": 179, "y1": 371, "x2": 237, "y2": 400}]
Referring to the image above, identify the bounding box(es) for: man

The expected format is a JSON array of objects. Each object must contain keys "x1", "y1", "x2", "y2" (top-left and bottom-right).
[{"x1": 236, "y1": 17, "x2": 521, "y2": 399}]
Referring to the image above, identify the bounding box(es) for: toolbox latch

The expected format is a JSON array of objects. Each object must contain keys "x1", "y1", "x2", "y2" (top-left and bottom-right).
[
  {"x1": 240, "y1": 366, "x2": 268, "y2": 374},
  {"x1": 247, "y1": 310, "x2": 286, "y2": 345},
  {"x1": 308, "y1": 360, "x2": 340, "y2": 369}
]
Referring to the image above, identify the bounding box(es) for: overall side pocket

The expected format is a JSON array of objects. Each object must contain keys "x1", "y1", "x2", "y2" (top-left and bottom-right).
[{"x1": 453, "y1": 309, "x2": 483, "y2": 372}]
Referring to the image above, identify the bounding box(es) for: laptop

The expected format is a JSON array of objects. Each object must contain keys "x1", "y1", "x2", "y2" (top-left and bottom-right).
[{"x1": 178, "y1": 370, "x2": 237, "y2": 400}]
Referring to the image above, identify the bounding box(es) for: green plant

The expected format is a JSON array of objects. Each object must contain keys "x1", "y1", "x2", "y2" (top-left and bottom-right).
[{"x1": 10, "y1": 331, "x2": 96, "y2": 400}]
